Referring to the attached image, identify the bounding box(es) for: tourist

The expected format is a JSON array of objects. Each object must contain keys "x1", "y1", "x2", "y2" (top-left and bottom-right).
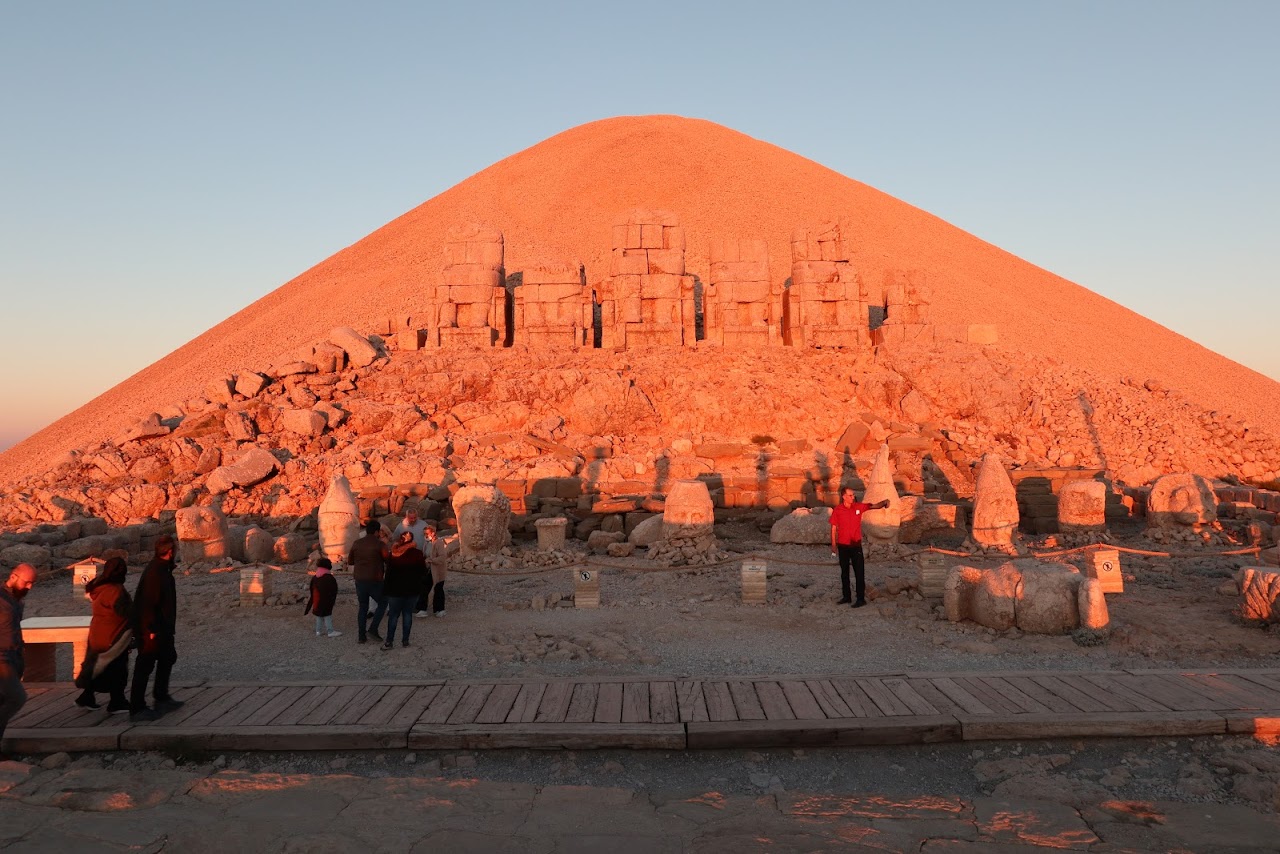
[
  {"x1": 382, "y1": 530, "x2": 425, "y2": 650},
  {"x1": 129, "y1": 536, "x2": 183, "y2": 720},
  {"x1": 0, "y1": 564, "x2": 36, "y2": 757},
  {"x1": 829, "y1": 487, "x2": 891, "y2": 608},
  {"x1": 349, "y1": 520, "x2": 388, "y2": 644},
  {"x1": 75, "y1": 557, "x2": 133, "y2": 712},
  {"x1": 306, "y1": 557, "x2": 341, "y2": 638},
  {"x1": 422, "y1": 523, "x2": 447, "y2": 618},
  {"x1": 394, "y1": 507, "x2": 428, "y2": 550}
]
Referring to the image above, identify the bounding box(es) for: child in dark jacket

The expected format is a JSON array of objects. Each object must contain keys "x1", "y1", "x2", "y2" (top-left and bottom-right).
[{"x1": 305, "y1": 558, "x2": 341, "y2": 638}]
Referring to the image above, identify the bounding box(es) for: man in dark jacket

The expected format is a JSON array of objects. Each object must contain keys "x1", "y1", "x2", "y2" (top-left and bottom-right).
[
  {"x1": 349, "y1": 520, "x2": 388, "y2": 645},
  {"x1": 130, "y1": 536, "x2": 182, "y2": 720},
  {"x1": 0, "y1": 564, "x2": 36, "y2": 756}
]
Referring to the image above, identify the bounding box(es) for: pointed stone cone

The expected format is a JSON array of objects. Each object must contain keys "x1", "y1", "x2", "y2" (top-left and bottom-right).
[
  {"x1": 971, "y1": 454, "x2": 1019, "y2": 548},
  {"x1": 862, "y1": 444, "x2": 901, "y2": 542},
  {"x1": 318, "y1": 475, "x2": 360, "y2": 564}
]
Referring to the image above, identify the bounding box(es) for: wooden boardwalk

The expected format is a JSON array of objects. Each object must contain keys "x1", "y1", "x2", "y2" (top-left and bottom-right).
[{"x1": 7, "y1": 668, "x2": 1280, "y2": 753}]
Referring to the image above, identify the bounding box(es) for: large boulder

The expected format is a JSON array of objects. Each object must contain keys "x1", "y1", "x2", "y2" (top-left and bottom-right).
[
  {"x1": 244, "y1": 527, "x2": 276, "y2": 564},
  {"x1": 174, "y1": 505, "x2": 230, "y2": 564},
  {"x1": 281, "y1": 409, "x2": 327, "y2": 437},
  {"x1": 1238, "y1": 566, "x2": 1280, "y2": 623},
  {"x1": 451, "y1": 485, "x2": 512, "y2": 556},
  {"x1": 861, "y1": 444, "x2": 901, "y2": 543},
  {"x1": 770, "y1": 507, "x2": 832, "y2": 544},
  {"x1": 329, "y1": 326, "x2": 377, "y2": 368},
  {"x1": 944, "y1": 560, "x2": 1104, "y2": 634},
  {"x1": 662, "y1": 480, "x2": 715, "y2": 540},
  {"x1": 318, "y1": 476, "x2": 360, "y2": 564},
  {"x1": 1147, "y1": 473, "x2": 1217, "y2": 530},
  {"x1": 1057, "y1": 480, "x2": 1107, "y2": 534},
  {"x1": 627, "y1": 515, "x2": 665, "y2": 547},
  {"x1": 0, "y1": 543, "x2": 52, "y2": 569},
  {"x1": 273, "y1": 532, "x2": 310, "y2": 564},
  {"x1": 971, "y1": 454, "x2": 1019, "y2": 548},
  {"x1": 205, "y1": 447, "x2": 279, "y2": 495}
]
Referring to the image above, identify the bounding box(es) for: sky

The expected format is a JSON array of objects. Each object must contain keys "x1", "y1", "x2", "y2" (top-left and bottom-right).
[{"x1": 1, "y1": 1, "x2": 1276, "y2": 452}]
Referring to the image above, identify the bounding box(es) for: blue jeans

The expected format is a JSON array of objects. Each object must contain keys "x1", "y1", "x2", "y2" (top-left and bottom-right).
[
  {"x1": 355, "y1": 580, "x2": 386, "y2": 640},
  {"x1": 384, "y1": 596, "x2": 416, "y2": 644}
]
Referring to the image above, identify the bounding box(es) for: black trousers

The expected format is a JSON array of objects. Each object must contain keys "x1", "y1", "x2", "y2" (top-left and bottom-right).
[
  {"x1": 79, "y1": 653, "x2": 129, "y2": 708},
  {"x1": 837, "y1": 543, "x2": 866, "y2": 602},
  {"x1": 415, "y1": 571, "x2": 445, "y2": 614},
  {"x1": 131, "y1": 641, "x2": 177, "y2": 711}
]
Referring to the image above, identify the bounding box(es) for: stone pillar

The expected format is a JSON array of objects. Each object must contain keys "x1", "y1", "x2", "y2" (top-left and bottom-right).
[
  {"x1": 513, "y1": 260, "x2": 589, "y2": 348},
  {"x1": 1058, "y1": 479, "x2": 1107, "y2": 535},
  {"x1": 431, "y1": 223, "x2": 506, "y2": 348},
  {"x1": 783, "y1": 218, "x2": 866, "y2": 348},
  {"x1": 598, "y1": 209, "x2": 696, "y2": 349},
  {"x1": 704, "y1": 237, "x2": 779, "y2": 347},
  {"x1": 878, "y1": 270, "x2": 935, "y2": 347},
  {"x1": 534, "y1": 517, "x2": 569, "y2": 551}
]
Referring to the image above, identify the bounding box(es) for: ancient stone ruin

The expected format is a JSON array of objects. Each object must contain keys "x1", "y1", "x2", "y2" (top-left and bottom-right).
[
  {"x1": 513, "y1": 259, "x2": 590, "y2": 348},
  {"x1": 596, "y1": 209, "x2": 696, "y2": 349},
  {"x1": 703, "y1": 237, "x2": 779, "y2": 347},
  {"x1": 944, "y1": 560, "x2": 1109, "y2": 634},
  {"x1": 429, "y1": 223, "x2": 506, "y2": 348},
  {"x1": 783, "y1": 219, "x2": 866, "y2": 348}
]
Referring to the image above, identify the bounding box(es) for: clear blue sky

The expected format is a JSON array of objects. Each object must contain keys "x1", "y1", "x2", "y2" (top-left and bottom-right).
[{"x1": 1, "y1": 1, "x2": 1276, "y2": 451}]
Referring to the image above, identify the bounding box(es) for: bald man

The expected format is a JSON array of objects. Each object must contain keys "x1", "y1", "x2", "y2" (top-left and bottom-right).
[{"x1": 1, "y1": 564, "x2": 36, "y2": 755}]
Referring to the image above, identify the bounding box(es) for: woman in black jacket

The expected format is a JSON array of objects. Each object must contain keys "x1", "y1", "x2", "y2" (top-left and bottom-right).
[{"x1": 382, "y1": 532, "x2": 425, "y2": 650}]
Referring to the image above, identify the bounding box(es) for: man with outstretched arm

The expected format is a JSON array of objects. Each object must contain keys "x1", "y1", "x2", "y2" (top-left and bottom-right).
[{"x1": 829, "y1": 487, "x2": 890, "y2": 608}]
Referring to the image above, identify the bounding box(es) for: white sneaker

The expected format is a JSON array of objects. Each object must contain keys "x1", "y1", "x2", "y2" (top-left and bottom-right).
[
  {"x1": 315, "y1": 631, "x2": 322, "y2": 637},
  {"x1": 327, "y1": 630, "x2": 343, "y2": 638},
  {"x1": 414, "y1": 611, "x2": 428, "y2": 617},
  {"x1": 434, "y1": 610, "x2": 445, "y2": 618}
]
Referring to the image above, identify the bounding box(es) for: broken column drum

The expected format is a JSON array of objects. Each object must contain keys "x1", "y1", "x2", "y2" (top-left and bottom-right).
[{"x1": 534, "y1": 517, "x2": 569, "y2": 551}]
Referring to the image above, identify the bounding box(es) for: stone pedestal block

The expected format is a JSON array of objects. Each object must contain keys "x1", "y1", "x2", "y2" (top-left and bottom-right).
[{"x1": 535, "y1": 517, "x2": 569, "y2": 551}]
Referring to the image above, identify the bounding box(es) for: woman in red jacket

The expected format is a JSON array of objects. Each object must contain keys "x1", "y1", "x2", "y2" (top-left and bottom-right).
[
  {"x1": 306, "y1": 558, "x2": 341, "y2": 638},
  {"x1": 75, "y1": 557, "x2": 133, "y2": 712}
]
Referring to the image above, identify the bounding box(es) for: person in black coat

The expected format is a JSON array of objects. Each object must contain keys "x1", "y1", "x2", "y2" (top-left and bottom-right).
[
  {"x1": 129, "y1": 536, "x2": 181, "y2": 720},
  {"x1": 382, "y1": 531, "x2": 425, "y2": 650},
  {"x1": 305, "y1": 558, "x2": 341, "y2": 638},
  {"x1": 76, "y1": 556, "x2": 133, "y2": 712}
]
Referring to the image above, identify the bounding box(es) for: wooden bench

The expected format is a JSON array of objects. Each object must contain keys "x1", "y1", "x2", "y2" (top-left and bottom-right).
[{"x1": 21, "y1": 616, "x2": 91, "y2": 682}]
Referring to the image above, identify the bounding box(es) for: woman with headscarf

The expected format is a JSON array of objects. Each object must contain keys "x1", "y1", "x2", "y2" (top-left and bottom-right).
[
  {"x1": 382, "y1": 530, "x2": 426, "y2": 650},
  {"x1": 305, "y1": 557, "x2": 341, "y2": 638},
  {"x1": 75, "y1": 557, "x2": 133, "y2": 711}
]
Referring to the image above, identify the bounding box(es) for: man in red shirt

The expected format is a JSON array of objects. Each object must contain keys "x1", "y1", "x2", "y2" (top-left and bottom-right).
[{"x1": 829, "y1": 487, "x2": 890, "y2": 607}]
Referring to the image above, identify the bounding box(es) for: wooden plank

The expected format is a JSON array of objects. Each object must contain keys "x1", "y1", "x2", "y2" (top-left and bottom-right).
[
  {"x1": 833, "y1": 679, "x2": 884, "y2": 717},
  {"x1": 1135, "y1": 674, "x2": 1229, "y2": 711},
  {"x1": 506, "y1": 683, "x2": 547, "y2": 724},
  {"x1": 4, "y1": 726, "x2": 125, "y2": 752},
  {"x1": 1233, "y1": 671, "x2": 1280, "y2": 696},
  {"x1": 703, "y1": 682, "x2": 738, "y2": 723},
  {"x1": 445, "y1": 685, "x2": 494, "y2": 725},
  {"x1": 300, "y1": 685, "x2": 365, "y2": 726},
  {"x1": 929, "y1": 678, "x2": 995, "y2": 715},
  {"x1": 804, "y1": 680, "x2": 855, "y2": 719},
  {"x1": 904, "y1": 679, "x2": 964, "y2": 716},
  {"x1": 474, "y1": 683, "x2": 521, "y2": 725},
  {"x1": 410, "y1": 722, "x2": 686, "y2": 750},
  {"x1": 389, "y1": 685, "x2": 445, "y2": 727},
  {"x1": 676, "y1": 681, "x2": 708, "y2": 723},
  {"x1": 272, "y1": 687, "x2": 338, "y2": 727},
  {"x1": 650, "y1": 681, "x2": 679, "y2": 724},
  {"x1": 418, "y1": 685, "x2": 469, "y2": 725},
  {"x1": 973, "y1": 677, "x2": 1050, "y2": 714},
  {"x1": 534, "y1": 682, "x2": 573, "y2": 724},
  {"x1": 39, "y1": 699, "x2": 105, "y2": 730},
  {"x1": 1230, "y1": 673, "x2": 1280, "y2": 703},
  {"x1": 1028, "y1": 675, "x2": 1109, "y2": 714},
  {"x1": 16, "y1": 688, "x2": 102, "y2": 727},
  {"x1": 881, "y1": 677, "x2": 940, "y2": 716},
  {"x1": 1118, "y1": 674, "x2": 1218, "y2": 712},
  {"x1": 954, "y1": 678, "x2": 1022, "y2": 715},
  {"x1": 182, "y1": 686, "x2": 258, "y2": 727},
  {"x1": 621, "y1": 682, "x2": 650, "y2": 724},
  {"x1": 1002, "y1": 676, "x2": 1082, "y2": 713},
  {"x1": 1056, "y1": 674, "x2": 1144, "y2": 713},
  {"x1": 1077, "y1": 674, "x2": 1172, "y2": 713},
  {"x1": 1222, "y1": 711, "x2": 1280, "y2": 737},
  {"x1": 358, "y1": 685, "x2": 417, "y2": 726},
  {"x1": 754, "y1": 682, "x2": 797, "y2": 721},
  {"x1": 209, "y1": 686, "x2": 285, "y2": 728},
  {"x1": 779, "y1": 680, "x2": 826, "y2": 720},
  {"x1": 855, "y1": 678, "x2": 913, "y2": 717},
  {"x1": 1185, "y1": 674, "x2": 1279, "y2": 710},
  {"x1": 242, "y1": 686, "x2": 310, "y2": 726},
  {"x1": 151, "y1": 687, "x2": 230, "y2": 728},
  {"x1": 330, "y1": 686, "x2": 390, "y2": 726},
  {"x1": 726, "y1": 681, "x2": 767, "y2": 721},
  {"x1": 564, "y1": 683, "x2": 599, "y2": 723},
  {"x1": 687, "y1": 716, "x2": 959, "y2": 749},
  {"x1": 7, "y1": 686, "x2": 67, "y2": 724},
  {"x1": 959, "y1": 711, "x2": 1226, "y2": 741},
  {"x1": 594, "y1": 682, "x2": 623, "y2": 724},
  {"x1": 202, "y1": 725, "x2": 405, "y2": 751}
]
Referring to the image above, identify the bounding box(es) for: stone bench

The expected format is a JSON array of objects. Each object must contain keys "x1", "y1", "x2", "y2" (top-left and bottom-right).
[{"x1": 21, "y1": 616, "x2": 91, "y2": 682}]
